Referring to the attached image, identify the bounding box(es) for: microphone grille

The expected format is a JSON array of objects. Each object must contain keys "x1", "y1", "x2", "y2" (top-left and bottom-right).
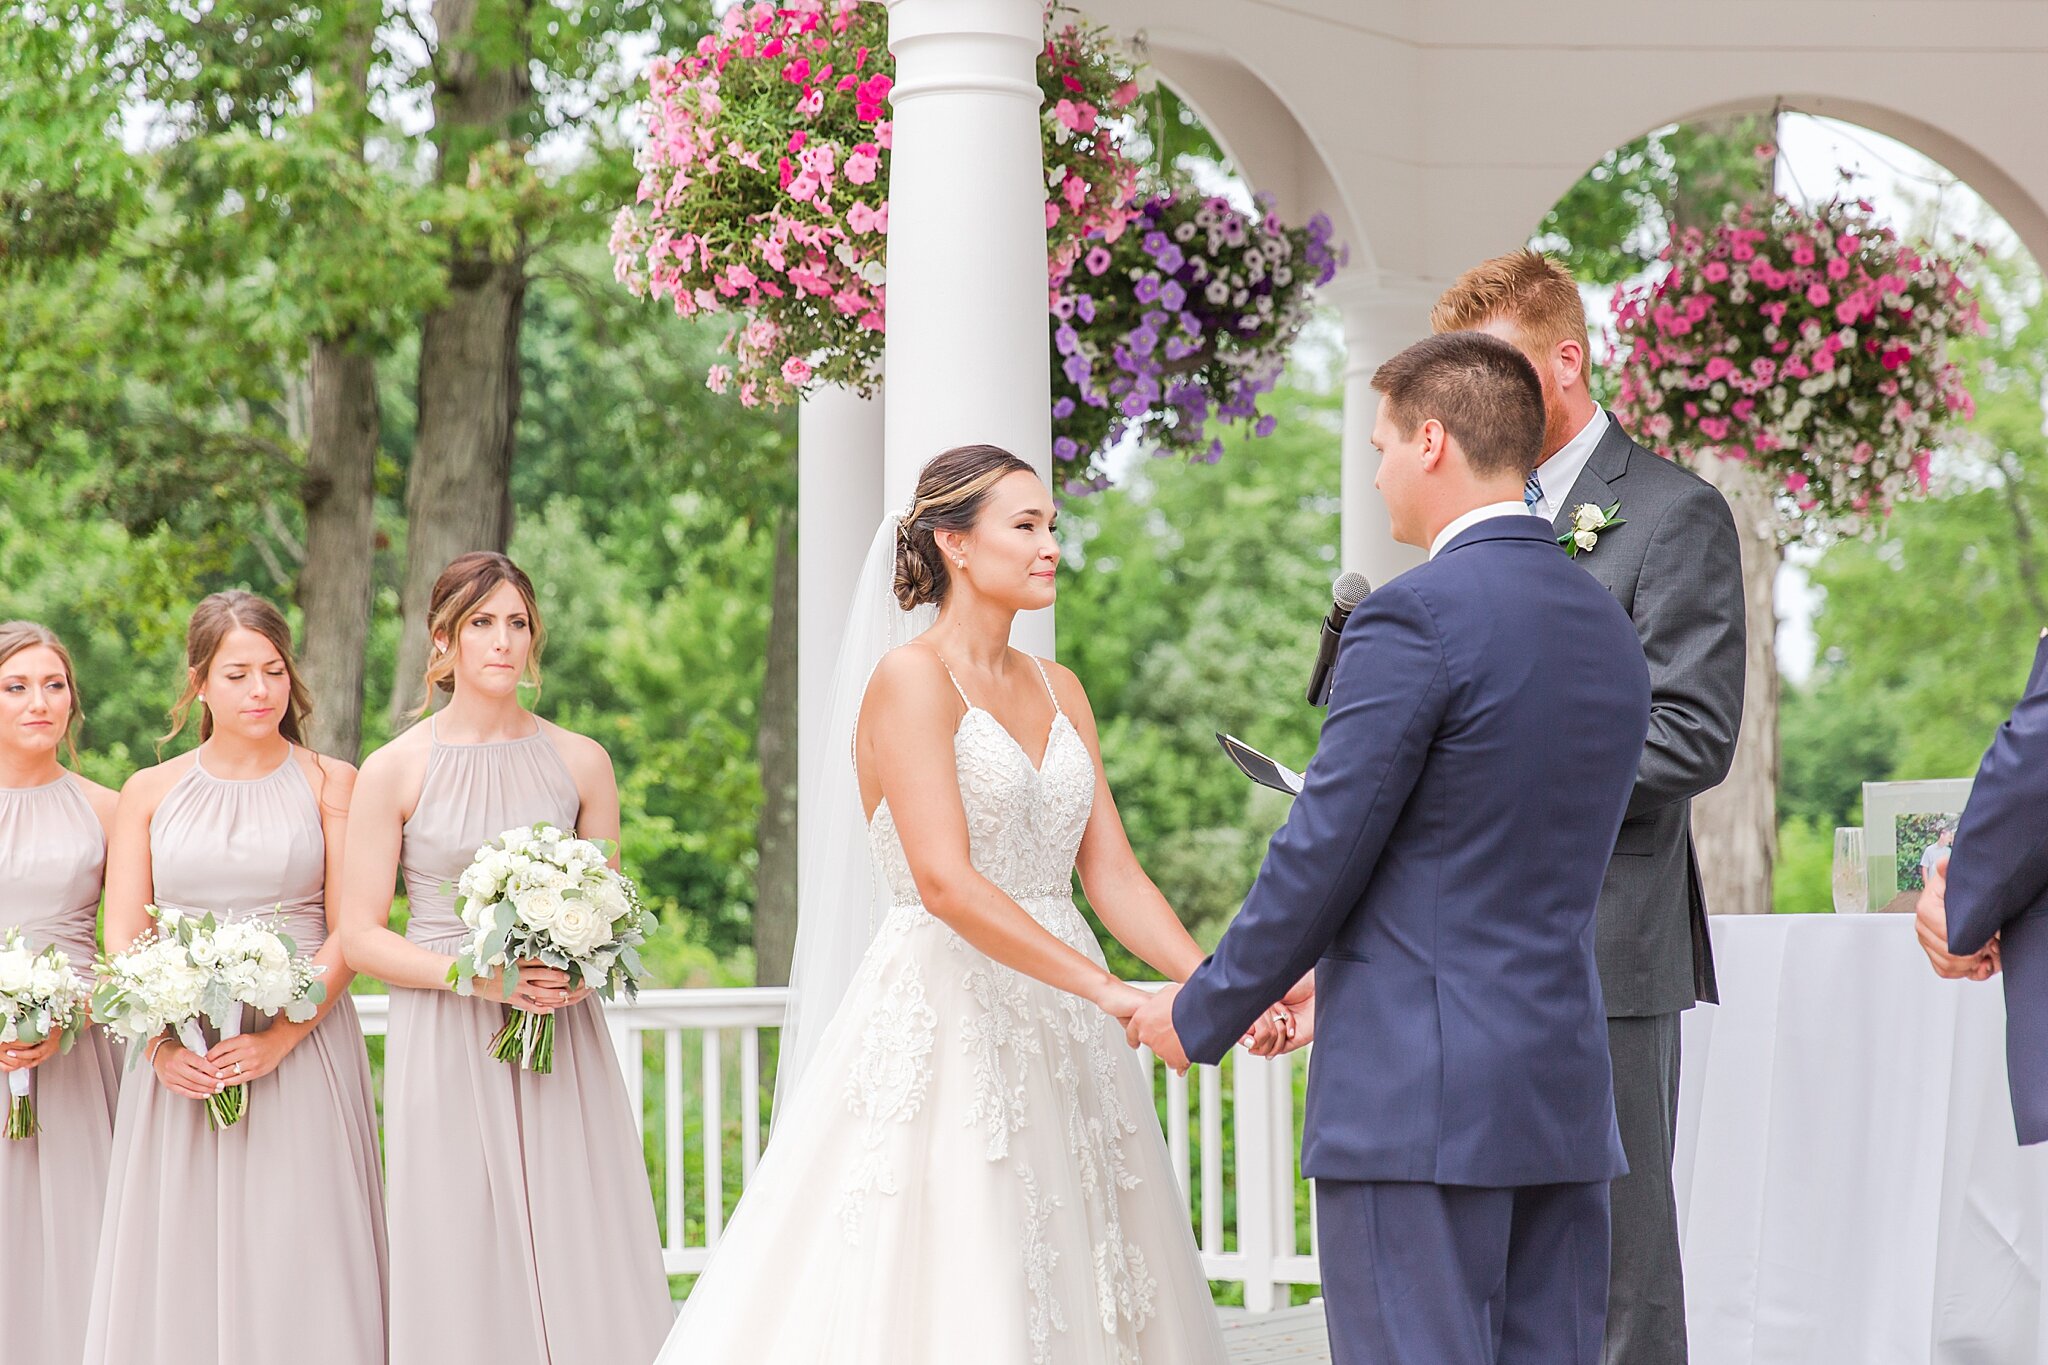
[{"x1": 1332, "y1": 571, "x2": 1372, "y2": 611}]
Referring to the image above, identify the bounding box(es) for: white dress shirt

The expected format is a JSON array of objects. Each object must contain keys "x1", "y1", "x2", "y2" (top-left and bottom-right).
[
  {"x1": 1429, "y1": 501, "x2": 1543, "y2": 559},
  {"x1": 1527, "y1": 405, "x2": 1611, "y2": 523}
]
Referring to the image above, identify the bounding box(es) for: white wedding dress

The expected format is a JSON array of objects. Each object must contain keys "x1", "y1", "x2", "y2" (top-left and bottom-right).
[{"x1": 659, "y1": 659, "x2": 1229, "y2": 1365}]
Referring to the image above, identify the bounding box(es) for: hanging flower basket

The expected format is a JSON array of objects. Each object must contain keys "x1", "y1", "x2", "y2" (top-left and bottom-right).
[
  {"x1": 1047, "y1": 192, "x2": 1345, "y2": 493},
  {"x1": 610, "y1": 0, "x2": 1142, "y2": 408},
  {"x1": 1610, "y1": 195, "x2": 1983, "y2": 539}
]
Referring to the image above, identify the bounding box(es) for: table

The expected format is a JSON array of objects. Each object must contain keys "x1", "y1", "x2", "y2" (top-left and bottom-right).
[{"x1": 1677, "y1": 913, "x2": 2048, "y2": 1364}]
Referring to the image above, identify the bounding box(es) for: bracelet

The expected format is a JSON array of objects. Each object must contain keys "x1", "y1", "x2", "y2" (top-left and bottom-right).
[{"x1": 146, "y1": 1035, "x2": 174, "y2": 1067}]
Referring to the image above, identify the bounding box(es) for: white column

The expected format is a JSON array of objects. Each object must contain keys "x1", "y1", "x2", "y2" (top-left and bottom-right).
[
  {"x1": 797, "y1": 384, "x2": 885, "y2": 878},
  {"x1": 1331, "y1": 273, "x2": 1437, "y2": 590},
  {"x1": 881, "y1": 0, "x2": 1053, "y2": 657}
]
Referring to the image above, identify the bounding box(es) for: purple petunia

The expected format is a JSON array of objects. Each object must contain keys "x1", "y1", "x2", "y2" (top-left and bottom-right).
[
  {"x1": 1062, "y1": 353, "x2": 1092, "y2": 387},
  {"x1": 1075, "y1": 294, "x2": 1096, "y2": 324},
  {"x1": 1052, "y1": 396, "x2": 1077, "y2": 419},
  {"x1": 1255, "y1": 414, "x2": 1278, "y2": 438},
  {"x1": 1055, "y1": 324, "x2": 1081, "y2": 356},
  {"x1": 1134, "y1": 274, "x2": 1162, "y2": 304},
  {"x1": 1159, "y1": 280, "x2": 1187, "y2": 311}
]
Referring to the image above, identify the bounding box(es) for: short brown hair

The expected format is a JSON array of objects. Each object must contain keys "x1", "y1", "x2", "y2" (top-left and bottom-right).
[
  {"x1": 162, "y1": 591, "x2": 314, "y2": 750},
  {"x1": 1370, "y1": 332, "x2": 1545, "y2": 479},
  {"x1": 421, "y1": 551, "x2": 547, "y2": 710},
  {"x1": 0, "y1": 621, "x2": 84, "y2": 765},
  {"x1": 1432, "y1": 249, "x2": 1590, "y2": 363}
]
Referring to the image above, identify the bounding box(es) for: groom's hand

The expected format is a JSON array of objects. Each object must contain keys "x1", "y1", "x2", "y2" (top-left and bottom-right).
[
  {"x1": 1127, "y1": 983, "x2": 1190, "y2": 1074},
  {"x1": 1917, "y1": 857, "x2": 2000, "y2": 981}
]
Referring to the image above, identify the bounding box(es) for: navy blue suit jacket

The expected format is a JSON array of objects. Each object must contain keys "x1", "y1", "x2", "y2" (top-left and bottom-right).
[
  {"x1": 1946, "y1": 634, "x2": 2048, "y2": 1145},
  {"x1": 1173, "y1": 516, "x2": 1650, "y2": 1187}
]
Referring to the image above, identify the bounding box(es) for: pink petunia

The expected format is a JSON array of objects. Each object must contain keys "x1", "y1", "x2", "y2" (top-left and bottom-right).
[
  {"x1": 781, "y1": 356, "x2": 813, "y2": 386},
  {"x1": 846, "y1": 201, "x2": 880, "y2": 234},
  {"x1": 1085, "y1": 246, "x2": 1112, "y2": 276},
  {"x1": 706, "y1": 364, "x2": 732, "y2": 394},
  {"x1": 1806, "y1": 283, "x2": 1830, "y2": 307},
  {"x1": 1045, "y1": 201, "x2": 1060, "y2": 229},
  {"x1": 844, "y1": 146, "x2": 879, "y2": 184}
]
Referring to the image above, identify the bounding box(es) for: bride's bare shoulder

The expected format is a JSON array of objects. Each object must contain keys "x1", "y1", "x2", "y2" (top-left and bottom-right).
[{"x1": 865, "y1": 643, "x2": 961, "y2": 709}]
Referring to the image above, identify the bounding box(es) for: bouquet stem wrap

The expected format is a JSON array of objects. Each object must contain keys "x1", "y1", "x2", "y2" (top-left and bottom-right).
[
  {"x1": 4, "y1": 1068, "x2": 33, "y2": 1141},
  {"x1": 177, "y1": 1003, "x2": 247, "y2": 1130}
]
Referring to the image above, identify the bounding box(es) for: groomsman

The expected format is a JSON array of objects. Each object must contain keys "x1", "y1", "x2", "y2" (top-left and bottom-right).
[
  {"x1": 1433, "y1": 251, "x2": 1747, "y2": 1365},
  {"x1": 1916, "y1": 632, "x2": 2048, "y2": 1140}
]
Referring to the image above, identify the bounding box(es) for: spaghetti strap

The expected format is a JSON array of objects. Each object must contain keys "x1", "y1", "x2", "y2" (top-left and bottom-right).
[
  {"x1": 934, "y1": 656, "x2": 973, "y2": 708},
  {"x1": 1028, "y1": 655, "x2": 1063, "y2": 717}
]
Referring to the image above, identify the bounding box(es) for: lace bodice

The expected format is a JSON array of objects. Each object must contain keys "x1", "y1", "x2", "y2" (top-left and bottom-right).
[{"x1": 866, "y1": 659, "x2": 1094, "y2": 909}]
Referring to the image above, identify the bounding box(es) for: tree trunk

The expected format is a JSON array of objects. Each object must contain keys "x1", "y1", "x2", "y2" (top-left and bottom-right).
[
  {"x1": 753, "y1": 511, "x2": 801, "y2": 984},
  {"x1": 1687, "y1": 453, "x2": 1781, "y2": 914},
  {"x1": 389, "y1": 0, "x2": 531, "y2": 728},
  {"x1": 1670, "y1": 111, "x2": 1779, "y2": 915},
  {"x1": 296, "y1": 0, "x2": 381, "y2": 761},
  {"x1": 299, "y1": 340, "x2": 381, "y2": 760}
]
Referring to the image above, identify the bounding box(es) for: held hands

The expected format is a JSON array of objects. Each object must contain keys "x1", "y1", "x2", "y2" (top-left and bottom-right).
[
  {"x1": 1124, "y1": 982, "x2": 1190, "y2": 1074},
  {"x1": 0, "y1": 1034, "x2": 62, "y2": 1074},
  {"x1": 1916, "y1": 857, "x2": 2001, "y2": 982},
  {"x1": 465, "y1": 960, "x2": 593, "y2": 1013},
  {"x1": 205, "y1": 1027, "x2": 298, "y2": 1086},
  {"x1": 1244, "y1": 972, "x2": 1315, "y2": 1058},
  {"x1": 151, "y1": 1036, "x2": 225, "y2": 1101}
]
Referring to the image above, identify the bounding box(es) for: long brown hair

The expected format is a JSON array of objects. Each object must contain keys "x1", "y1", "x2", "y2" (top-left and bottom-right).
[
  {"x1": 418, "y1": 551, "x2": 546, "y2": 715},
  {"x1": 160, "y1": 592, "x2": 314, "y2": 750},
  {"x1": 0, "y1": 621, "x2": 84, "y2": 766}
]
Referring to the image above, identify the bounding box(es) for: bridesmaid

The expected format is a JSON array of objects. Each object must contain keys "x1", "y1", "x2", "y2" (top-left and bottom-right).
[
  {"x1": 0, "y1": 622, "x2": 122, "y2": 1364},
  {"x1": 339, "y1": 551, "x2": 671, "y2": 1365},
  {"x1": 83, "y1": 592, "x2": 388, "y2": 1365}
]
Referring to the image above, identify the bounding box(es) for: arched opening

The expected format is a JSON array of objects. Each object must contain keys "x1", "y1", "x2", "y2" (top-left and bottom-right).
[{"x1": 1532, "y1": 105, "x2": 2043, "y2": 919}]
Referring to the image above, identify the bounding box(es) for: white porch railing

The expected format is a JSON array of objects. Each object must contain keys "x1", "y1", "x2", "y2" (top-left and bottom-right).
[{"x1": 353, "y1": 987, "x2": 1321, "y2": 1311}]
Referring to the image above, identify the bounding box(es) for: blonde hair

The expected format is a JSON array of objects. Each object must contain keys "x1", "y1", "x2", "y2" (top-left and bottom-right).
[
  {"x1": 894, "y1": 444, "x2": 1036, "y2": 610},
  {"x1": 419, "y1": 552, "x2": 546, "y2": 713},
  {"x1": 1432, "y1": 249, "x2": 1591, "y2": 364},
  {"x1": 161, "y1": 592, "x2": 314, "y2": 750},
  {"x1": 0, "y1": 621, "x2": 84, "y2": 766}
]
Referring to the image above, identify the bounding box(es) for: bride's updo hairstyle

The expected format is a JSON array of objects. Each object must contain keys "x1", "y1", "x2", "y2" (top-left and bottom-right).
[{"x1": 893, "y1": 443, "x2": 1035, "y2": 610}]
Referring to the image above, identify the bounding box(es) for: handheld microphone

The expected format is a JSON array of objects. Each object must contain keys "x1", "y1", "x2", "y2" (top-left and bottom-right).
[{"x1": 1306, "y1": 571, "x2": 1372, "y2": 706}]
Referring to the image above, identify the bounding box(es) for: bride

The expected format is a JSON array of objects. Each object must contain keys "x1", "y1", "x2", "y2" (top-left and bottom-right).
[{"x1": 657, "y1": 444, "x2": 1289, "y2": 1363}]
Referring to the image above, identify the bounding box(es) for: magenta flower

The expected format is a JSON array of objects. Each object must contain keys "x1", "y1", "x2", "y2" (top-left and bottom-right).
[{"x1": 1085, "y1": 246, "x2": 1112, "y2": 276}]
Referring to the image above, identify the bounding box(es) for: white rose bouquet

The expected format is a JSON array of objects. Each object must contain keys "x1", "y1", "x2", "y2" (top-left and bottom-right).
[
  {"x1": 0, "y1": 931, "x2": 93, "y2": 1139},
  {"x1": 92, "y1": 907, "x2": 326, "y2": 1130},
  {"x1": 446, "y1": 823, "x2": 651, "y2": 1073}
]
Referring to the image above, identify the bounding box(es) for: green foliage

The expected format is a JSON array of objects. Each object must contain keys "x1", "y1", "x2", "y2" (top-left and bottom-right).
[
  {"x1": 1060, "y1": 386, "x2": 1342, "y2": 972},
  {"x1": 1534, "y1": 116, "x2": 1775, "y2": 288}
]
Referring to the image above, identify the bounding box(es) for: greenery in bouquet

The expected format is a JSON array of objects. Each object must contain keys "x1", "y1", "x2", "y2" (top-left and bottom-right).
[
  {"x1": 611, "y1": 0, "x2": 1142, "y2": 407},
  {"x1": 0, "y1": 931, "x2": 92, "y2": 1139},
  {"x1": 1049, "y1": 192, "x2": 1345, "y2": 493},
  {"x1": 1611, "y1": 194, "x2": 1984, "y2": 540},
  {"x1": 448, "y1": 823, "x2": 652, "y2": 1073}
]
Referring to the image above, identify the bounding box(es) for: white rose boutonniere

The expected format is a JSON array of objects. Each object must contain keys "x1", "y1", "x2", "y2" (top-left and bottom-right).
[{"x1": 1561, "y1": 501, "x2": 1625, "y2": 557}]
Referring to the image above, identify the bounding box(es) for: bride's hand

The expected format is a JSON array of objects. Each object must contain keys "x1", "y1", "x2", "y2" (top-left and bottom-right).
[
  {"x1": 1243, "y1": 1005, "x2": 1292, "y2": 1057},
  {"x1": 1088, "y1": 976, "x2": 1150, "y2": 1024}
]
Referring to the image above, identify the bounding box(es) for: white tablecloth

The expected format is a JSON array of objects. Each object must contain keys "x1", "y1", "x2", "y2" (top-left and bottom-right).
[{"x1": 1677, "y1": 913, "x2": 2048, "y2": 1364}]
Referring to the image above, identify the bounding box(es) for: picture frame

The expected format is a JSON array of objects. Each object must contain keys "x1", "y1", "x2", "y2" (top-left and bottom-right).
[{"x1": 1861, "y1": 779, "x2": 1974, "y2": 913}]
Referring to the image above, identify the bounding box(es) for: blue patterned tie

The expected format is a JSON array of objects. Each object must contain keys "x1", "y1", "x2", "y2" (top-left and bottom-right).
[{"x1": 1523, "y1": 471, "x2": 1543, "y2": 513}]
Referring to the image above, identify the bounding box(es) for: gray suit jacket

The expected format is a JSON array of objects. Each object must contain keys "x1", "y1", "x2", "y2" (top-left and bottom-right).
[{"x1": 1549, "y1": 419, "x2": 1745, "y2": 1016}]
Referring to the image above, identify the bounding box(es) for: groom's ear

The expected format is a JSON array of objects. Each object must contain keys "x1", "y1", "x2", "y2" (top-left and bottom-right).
[
  {"x1": 1417, "y1": 416, "x2": 1450, "y2": 473},
  {"x1": 1553, "y1": 336, "x2": 1587, "y2": 392}
]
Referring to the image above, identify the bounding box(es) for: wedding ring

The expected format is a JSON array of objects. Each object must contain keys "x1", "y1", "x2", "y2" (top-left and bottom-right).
[{"x1": 233, "y1": 1062, "x2": 244, "y2": 1076}]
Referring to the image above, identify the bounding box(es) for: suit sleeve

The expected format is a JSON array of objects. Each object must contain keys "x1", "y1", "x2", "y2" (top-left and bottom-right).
[
  {"x1": 1625, "y1": 483, "x2": 1746, "y2": 820},
  {"x1": 1947, "y1": 673, "x2": 2048, "y2": 955},
  {"x1": 1172, "y1": 584, "x2": 1449, "y2": 1065}
]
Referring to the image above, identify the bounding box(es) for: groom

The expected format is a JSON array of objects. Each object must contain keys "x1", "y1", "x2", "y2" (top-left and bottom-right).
[{"x1": 1130, "y1": 331, "x2": 1651, "y2": 1365}]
